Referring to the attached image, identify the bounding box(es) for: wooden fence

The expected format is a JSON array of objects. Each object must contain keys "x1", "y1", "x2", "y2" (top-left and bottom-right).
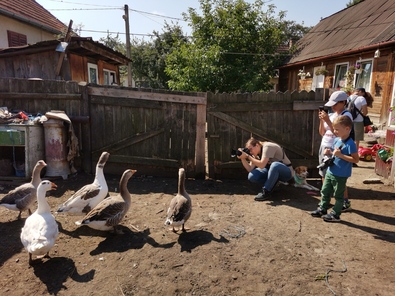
[
  {"x1": 0, "y1": 78, "x2": 207, "y2": 178},
  {"x1": 0, "y1": 78, "x2": 324, "y2": 179},
  {"x1": 206, "y1": 91, "x2": 324, "y2": 179},
  {"x1": 87, "y1": 86, "x2": 207, "y2": 178}
]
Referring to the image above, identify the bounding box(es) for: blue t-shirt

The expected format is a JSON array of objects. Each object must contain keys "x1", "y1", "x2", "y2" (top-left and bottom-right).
[{"x1": 328, "y1": 136, "x2": 357, "y2": 177}]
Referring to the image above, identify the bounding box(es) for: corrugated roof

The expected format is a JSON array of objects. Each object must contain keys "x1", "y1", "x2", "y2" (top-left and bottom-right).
[
  {"x1": 287, "y1": 0, "x2": 395, "y2": 65},
  {"x1": 0, "y1": 37, "x2": 130, "y2": 65},
  {"x1": 0, "y1": 0, "x2": 67, "y2": 34}
]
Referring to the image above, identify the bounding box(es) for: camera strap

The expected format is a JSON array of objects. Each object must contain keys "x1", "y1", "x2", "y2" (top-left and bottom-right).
[{"x1": 335, "y1": 136, "x2": 351, "y2": 153}]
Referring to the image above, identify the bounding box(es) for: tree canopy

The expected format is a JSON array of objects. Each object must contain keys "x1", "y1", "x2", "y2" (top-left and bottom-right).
[
  {"x1": 123, "y1": 0, "x2": 310, "y2": 92},
  {"x1": 130, "y1": 23, "x2": 187, "y2": 89},
  {"x1": 346, "y1": 0, "x2": 364, "y2": 8},
  {"x1": 165, "y1": 0, "x2": 290, "y2": 92}
]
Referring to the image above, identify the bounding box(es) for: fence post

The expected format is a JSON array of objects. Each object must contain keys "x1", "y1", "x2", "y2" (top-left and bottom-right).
[{"x1": 195, "y1": 100, "x2": 207, "y2": 179}]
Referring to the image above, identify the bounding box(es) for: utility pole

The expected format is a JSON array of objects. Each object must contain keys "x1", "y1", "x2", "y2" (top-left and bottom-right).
[{"x1": 124, "y1": 4, "x2": 132, "y2": 86}]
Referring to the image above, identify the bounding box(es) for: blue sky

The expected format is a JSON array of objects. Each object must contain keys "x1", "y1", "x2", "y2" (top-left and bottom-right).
[{"x1": 35, "y1": 0, "x2": 348, "y2": 43}]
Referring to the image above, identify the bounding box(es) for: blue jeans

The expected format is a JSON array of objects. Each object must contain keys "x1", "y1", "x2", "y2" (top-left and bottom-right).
[{"x1": 248, "y1": 162, "x2": 292, "y2": 192}]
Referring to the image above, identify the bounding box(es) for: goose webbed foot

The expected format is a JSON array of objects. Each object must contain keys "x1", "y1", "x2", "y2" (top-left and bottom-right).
[{"x1": 181, "y1": 224, "x2": 190, "y2": 232}]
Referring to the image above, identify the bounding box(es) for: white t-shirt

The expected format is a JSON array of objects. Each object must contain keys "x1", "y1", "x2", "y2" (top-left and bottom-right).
[
  {"x1": 321, "y1": 111, "x2": 353, "y2": 148},
  {"x1": 353, "y1": 95, "x2": 367, "y2": 122}
]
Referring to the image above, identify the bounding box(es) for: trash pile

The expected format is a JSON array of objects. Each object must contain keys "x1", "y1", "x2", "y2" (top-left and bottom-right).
[{"x1": 0, "y1": 107, "x2": 43, "y2": 124}]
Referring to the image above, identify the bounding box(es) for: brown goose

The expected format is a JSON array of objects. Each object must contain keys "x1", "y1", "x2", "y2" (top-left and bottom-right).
[
  {"x1": 75, "y1": 169, "x2": 136, "y2": 232},
  {"x1": 164, "y1": 168, "x2": 192, "y2": 232},
  {"x1": 0, "y1": 160, "x2": 46, "y2": 220},
  {"x1": 57, "y1": 152, "x2": 110, "y2": 215}
]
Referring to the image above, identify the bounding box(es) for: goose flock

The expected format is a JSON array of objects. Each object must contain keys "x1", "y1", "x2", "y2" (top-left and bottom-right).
[{"x1": 0, "y1": 155, "x2": 192, "y2": 266}]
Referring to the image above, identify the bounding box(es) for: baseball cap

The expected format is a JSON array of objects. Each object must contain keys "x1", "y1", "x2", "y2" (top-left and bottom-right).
[
  {"x1": 324, "y1": 91, "x2": 348, "y2": 107},
  {"x1": 356, "y1": 87, "x2": 366, "y2": 93}
]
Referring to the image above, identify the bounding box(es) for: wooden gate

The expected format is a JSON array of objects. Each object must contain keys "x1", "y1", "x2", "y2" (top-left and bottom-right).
[
  {"x1": 206, "y1": 90, "x2": 324, "y2": 179},
  {"x1": 87, "y1": 86, "x2": 207, "y2": 178}
]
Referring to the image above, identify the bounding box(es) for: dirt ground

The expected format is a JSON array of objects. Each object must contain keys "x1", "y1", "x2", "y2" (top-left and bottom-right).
[{"x1": 1, "y1": 159, "x2": 395, "y2": 296}]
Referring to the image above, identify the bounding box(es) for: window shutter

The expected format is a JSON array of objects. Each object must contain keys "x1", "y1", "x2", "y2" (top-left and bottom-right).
[{"x1": 7, "y1": 30, "x2": 27, "y2": 47}]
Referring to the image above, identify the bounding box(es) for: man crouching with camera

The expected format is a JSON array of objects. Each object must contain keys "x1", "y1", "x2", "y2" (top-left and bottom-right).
[{"x1": 237, "y1": 137, "x2": 293, "y2": 201}]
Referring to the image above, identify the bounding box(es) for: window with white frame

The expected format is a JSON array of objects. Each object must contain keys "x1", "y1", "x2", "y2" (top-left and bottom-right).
[
  {"x1": 333, "y1": 63, "x2": 348, "y2": 89},
  {"x1": 103, "y1": 69, "x2": 116, "y2": 85},
  {"x1": 88, "y1": 63, "x2": 98, "y2": 84},
  {"x1": 354, "y1": 59, "x2": 372, "y2": 91}
]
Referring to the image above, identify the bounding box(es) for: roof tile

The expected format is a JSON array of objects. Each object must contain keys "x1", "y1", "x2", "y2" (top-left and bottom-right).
[{"x1": 0, "y1": 0, "x2": 67, "y2": 34}]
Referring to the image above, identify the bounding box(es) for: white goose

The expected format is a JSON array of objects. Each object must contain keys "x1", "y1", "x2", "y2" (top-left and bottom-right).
[
  {"x1": 75, "y1": 169, "x2": 136, "y2": 232},
  {"x1": 165, "y1": 168, "x2": 192, "y2": 232},
  {"x1": 57, "y1": 152, "x2": 110, "y2": 215},
  {"x1": 0, "y1": 160, "x2": 46, "y2": 220},
  {"x1": 20, "y1": 180, "x2": 58, "y2": 265}
]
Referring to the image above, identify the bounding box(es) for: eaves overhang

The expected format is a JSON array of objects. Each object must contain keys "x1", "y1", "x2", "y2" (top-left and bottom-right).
[{"x1": 280, "y1": 40, "x2": 395, "y2": 69}]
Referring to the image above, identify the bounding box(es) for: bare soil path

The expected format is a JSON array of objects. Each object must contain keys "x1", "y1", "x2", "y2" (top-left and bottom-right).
[{"x1": 1, "y1": 160, "x2": 394, "y2": 295}]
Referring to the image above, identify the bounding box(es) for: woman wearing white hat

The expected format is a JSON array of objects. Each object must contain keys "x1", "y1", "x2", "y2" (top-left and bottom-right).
[{"x1": 318, "y1": 91, "x2": 353, "y2": 212}]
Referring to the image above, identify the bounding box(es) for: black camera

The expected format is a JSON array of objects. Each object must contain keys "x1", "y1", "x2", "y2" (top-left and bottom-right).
[
  {"x1": 231, "y1": 147, "x2": 251, "y2": 157},
  {"x1": 319, "y1": 105, "x2": 329, "y2": 113},
  {"x1": 317, "y1": 155, "x2": 335, "y2": 169}
]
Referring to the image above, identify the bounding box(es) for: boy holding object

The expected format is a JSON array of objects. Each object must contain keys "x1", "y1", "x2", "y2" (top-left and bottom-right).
[{"x1": 311, "y1": 115, "x2": 359, "y2": 222}]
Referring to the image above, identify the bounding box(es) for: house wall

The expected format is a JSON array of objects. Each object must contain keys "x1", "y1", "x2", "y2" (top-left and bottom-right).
[
  {"x1": 279, "y1": 47, "x2": 395, "y2": 126},
  {"x1": 68, "y1": 54, "x2": 120, "y2": 84},
  {"x1": 68, "y1": 54, "x2": 87, "y2": 83},
  {"x1": 0, "y1": 15, "x2": 58, "y2": 48},
  {"x1": 0, "y1": 51, "x2": 60, "y2": 79},
  {"x1": 0, "y1": 51, "x2": 121, "y2": 84}
]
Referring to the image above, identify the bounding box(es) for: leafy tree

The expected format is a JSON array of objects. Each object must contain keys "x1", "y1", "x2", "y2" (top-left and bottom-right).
[
  {"x1": 281, "y1": 20, "x2": 312, "y2": 47},
  {"x1": 130, "y1": 22, "x2": 188, "y2": 89},
  {"x1": 346, "y1": 0, "x2": 364, "y2": 7},
  {"x1": 99, "y1": 33, "x2": 126, "y2": 54},
  {"x1": 165, "y1": 0, "x2": 290, "y2": 93}
]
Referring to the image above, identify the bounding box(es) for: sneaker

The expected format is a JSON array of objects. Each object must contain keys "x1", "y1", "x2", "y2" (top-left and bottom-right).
[
  {"x1": 310, "y1": 207, "x2": 327, "y2": 217},
  {"x1": 342, "y1": 201, "x2": 351, "y2": 212},
  {"x1": 254, "y1": 188, "x2": 270, "y2": 201},
  {"x1": 322, "y1": 212, "x2": 341, "y2": 222}
]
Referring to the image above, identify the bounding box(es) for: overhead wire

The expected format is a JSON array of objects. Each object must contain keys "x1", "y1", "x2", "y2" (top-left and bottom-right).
[
  {"x1": 45, "y1": 1, "x2": 186, "y2": 38},
  {"x1": 46, "y1": 0, "x2": 387, "y2": 57},
  {"x1": 46, "y1": 0, "x2": 394, "y2": 37}
]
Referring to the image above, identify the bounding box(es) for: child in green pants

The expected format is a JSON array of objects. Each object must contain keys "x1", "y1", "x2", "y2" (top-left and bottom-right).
[{"x1": 311, "y1": 115, "x2": 359, "y2": 222}]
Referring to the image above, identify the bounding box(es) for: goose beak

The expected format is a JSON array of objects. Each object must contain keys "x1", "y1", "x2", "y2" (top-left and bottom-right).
[{"x1": 51, "y1": 182, "x2": 58, "y2": 190}]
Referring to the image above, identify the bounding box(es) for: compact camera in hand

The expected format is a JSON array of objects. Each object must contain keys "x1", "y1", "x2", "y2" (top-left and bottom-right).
[
  {"x1": 317, "y1": 155, "x2": 335, "y2": 169},
  {"x1": 319, "y1": 105, "x2": 329, "y2": 113},
  {"x1": 231, "y1": 147, "x2": 251, "y2": 157}
]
